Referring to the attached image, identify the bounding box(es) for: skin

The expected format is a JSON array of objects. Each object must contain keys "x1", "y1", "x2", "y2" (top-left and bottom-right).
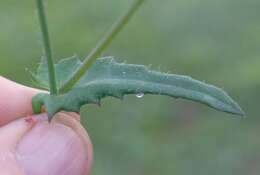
[{"x1": 0, "y1": 76, "x2": 93, "y2": 175}]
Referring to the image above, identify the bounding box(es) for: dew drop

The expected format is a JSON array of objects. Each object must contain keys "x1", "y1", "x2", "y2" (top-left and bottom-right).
[{"x1": 136, "y1": 92, "x2": 144, "y2": 98}]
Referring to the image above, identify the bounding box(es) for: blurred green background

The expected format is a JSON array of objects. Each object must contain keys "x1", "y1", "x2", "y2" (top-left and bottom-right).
[{"x1": 0, "y1": 0, "x2": 259, "y2": 174}]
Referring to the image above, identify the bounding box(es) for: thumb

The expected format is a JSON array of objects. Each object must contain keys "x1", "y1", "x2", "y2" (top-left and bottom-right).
[{"x1": 15, "y1": 113, "x2": 92, "y2": 175}]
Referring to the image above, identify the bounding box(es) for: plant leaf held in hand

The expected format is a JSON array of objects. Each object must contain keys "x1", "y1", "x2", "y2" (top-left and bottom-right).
[{"x1": 31, "y1": 57, "x2": 244, "y2": 120}]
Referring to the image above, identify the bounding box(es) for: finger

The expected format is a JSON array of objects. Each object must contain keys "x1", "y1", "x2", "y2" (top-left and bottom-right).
[
  {"x1": 0, "y1": 116, "x2": 36, "y2": 150},
  {"x1": 0, "y1": 76, "x2": 41, "y2": 126},
  {"x1": 0, "y1": 115, "x2": 38, "y2": 175},
  {"x1": 16, "y1": 112, "x2": 93, "y2": 175}
]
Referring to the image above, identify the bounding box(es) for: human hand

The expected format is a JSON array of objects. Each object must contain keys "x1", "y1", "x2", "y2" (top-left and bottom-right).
[{"x1": 0, "y1": 76, "x2": 92, "y2": 175}]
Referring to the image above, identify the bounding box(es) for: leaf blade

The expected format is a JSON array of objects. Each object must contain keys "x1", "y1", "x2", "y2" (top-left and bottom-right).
[
  {"x1": 32, "y1": 57, "x2": 244, "y2": 119},
  {"x1": 30, "y1": 55, "x2": 82, "y2": 90}
]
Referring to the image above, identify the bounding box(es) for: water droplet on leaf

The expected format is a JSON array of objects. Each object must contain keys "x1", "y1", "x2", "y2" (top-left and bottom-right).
[{"x1": 136, "y1": 93, "x2": 144, "y2": 98}]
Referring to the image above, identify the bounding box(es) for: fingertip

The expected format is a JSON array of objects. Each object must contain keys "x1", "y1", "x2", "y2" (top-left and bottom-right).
[
  {"x1": 52, "y1": 112, "x2": 93, "y2": 173},
  {"x1": 16, "y1": 112, "x2": 92, "y2": 175},
  {"x1": 0, "y1": 115, "x2": 38, "y2": 150}
]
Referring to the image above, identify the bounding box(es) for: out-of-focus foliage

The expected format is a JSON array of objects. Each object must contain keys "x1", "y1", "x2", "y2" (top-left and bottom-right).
[{"x1": 0, "y1": 0, "x2": 259, "y2": 175}]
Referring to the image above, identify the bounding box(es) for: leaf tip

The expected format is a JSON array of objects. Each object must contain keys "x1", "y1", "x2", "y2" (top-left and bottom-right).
[
  {"x1": 220, "y1": 96, "x2": 245, "y2": 117},
  {"x1": 231, "y1": 104, "x2": 246, "y2": 118}
]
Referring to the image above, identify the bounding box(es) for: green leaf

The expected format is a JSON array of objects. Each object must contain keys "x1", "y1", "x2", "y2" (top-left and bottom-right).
[
  {"x1": 30, "y1": 55, "x2": 82, "y2": 90},
  {"x1": 31, "y1": 57, "x2": 244, "y2": 120}
]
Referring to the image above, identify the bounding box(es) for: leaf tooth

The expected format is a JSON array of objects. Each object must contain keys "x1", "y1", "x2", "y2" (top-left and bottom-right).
[
  {"x1": 112, "y1": 92, "x2": 125, "y2": 100},
  {"x1": 97, "y1": 101, "x2": 101, "y2": 107},
  {"x1": 92, "y1": 99, "x2": 101, "y2": 107},
  {"x1": 87, "y1": 96, "x2": 101, "y2": 106}
]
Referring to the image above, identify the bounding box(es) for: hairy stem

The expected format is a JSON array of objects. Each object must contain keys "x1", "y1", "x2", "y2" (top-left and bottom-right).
[
  {"x1": 36, "y1": 0, "x2": 58, "y2": 95},
  {"x1": 59, "y1": 0, "x2": 145, "y2": 93}
]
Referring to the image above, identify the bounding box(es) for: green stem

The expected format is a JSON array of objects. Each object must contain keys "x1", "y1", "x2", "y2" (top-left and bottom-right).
[
  {"x1": 59, "y1": 0, "x2": 145, "y2": 93},
  {"x1": 36, "y1": 0, "x2": 58, "y2": 95}
]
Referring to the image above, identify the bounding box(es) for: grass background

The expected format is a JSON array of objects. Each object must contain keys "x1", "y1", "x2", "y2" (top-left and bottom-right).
[{"x1": 0, "y1": 0, "x2": 259, "y2": 174}]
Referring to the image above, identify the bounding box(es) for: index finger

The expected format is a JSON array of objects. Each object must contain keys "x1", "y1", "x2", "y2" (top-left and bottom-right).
[{"x1": 0, "y1": 76, "x2": 41, "y2": 126}]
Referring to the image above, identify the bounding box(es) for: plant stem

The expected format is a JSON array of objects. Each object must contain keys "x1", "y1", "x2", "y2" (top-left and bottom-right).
[
  {"x1": 36, "y1": 0, "x2": 58, "y2": 95},
  {"x1": 59, "y1": 0, "x2": 145, "y2": 93}
]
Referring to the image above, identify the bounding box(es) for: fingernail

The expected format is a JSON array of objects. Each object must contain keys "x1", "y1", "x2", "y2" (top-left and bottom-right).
[{"x1": 16, "y1": 114, "x2": 89, "y2": 175}]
